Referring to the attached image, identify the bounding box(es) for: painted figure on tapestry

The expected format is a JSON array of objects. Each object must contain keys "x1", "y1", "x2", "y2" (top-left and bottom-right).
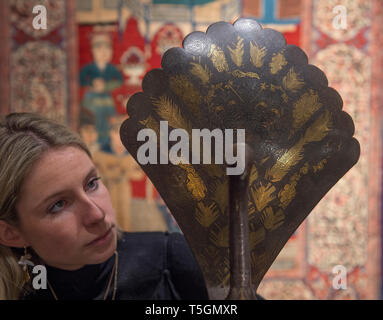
[{"x1": 79, "y1": 32, "x2": 123, "y2": 146}]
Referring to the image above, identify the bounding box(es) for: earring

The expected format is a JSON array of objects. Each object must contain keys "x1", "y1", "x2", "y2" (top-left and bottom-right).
[{"x1": 18, "y1": 246, "x2": 34, "y2": 283}]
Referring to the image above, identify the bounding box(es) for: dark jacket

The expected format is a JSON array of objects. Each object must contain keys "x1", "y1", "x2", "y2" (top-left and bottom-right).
[{"x1": 22, "y1": 232, "x2": 209, "y2": 300}]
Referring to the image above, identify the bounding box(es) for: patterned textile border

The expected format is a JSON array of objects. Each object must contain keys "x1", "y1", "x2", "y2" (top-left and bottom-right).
[
  {"x1": 258, "y1": 0, "x2": 382, "y2": 299},
  {"x1": 0, "y1": 0, "x2": 78, "y2": 128},
  {"x1": 66, "y1": 0, "x2": 80, "y2": 131},
  {"x1": 0, "y1": 1, "x2": 11, "y2": 114},
  {"x1": 369, "y1": 0, "x2": 383, "y2": 300}
]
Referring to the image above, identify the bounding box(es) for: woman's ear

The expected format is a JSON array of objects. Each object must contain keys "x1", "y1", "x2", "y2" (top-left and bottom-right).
[{"x1": 0, "y1": 220, "x2": 28, "y2": 248}]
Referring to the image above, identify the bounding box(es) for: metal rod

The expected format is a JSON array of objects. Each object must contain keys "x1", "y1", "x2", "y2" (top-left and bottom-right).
[{"x1": 226, "y1": 144, "x2": 256, "y2": 300}]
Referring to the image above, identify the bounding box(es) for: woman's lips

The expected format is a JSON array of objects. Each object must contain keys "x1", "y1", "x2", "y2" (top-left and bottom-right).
[{"x1": 86, "y1": 227, "x2": 113, "y2": 246}]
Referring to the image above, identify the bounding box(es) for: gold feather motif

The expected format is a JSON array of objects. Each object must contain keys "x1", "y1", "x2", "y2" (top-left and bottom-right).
[
  {"x1": 282, "y1": 68, "x2": 304, "y2": 92},
  {"x1": 270, "y1": 52, "x2": 287, "y2": 74},
  {"x1": 212, "y1": 180, "x2": 228, "y2": 213},
  {"x1": 216, "y1": 256, "x2": 230, "y2": 286},
  {"x1": 250, "y1": 182, "x2": 276, "y2": 212},
  {"x1": 249, "y1": 41, "x2": 267, "y2": 68},
  {"x1": 231, "y1": 70, "x2": 260, "y2": 79},
  {"x1": 228, "y1": 36, "x2": 244, "y2": 67},
  {"x1": 313, "y1": 159, "x2": 327, "y2": 173},
  {"x1": 249, "y1": 202, "x2": 256, "y2": 216},
  {"x1": 198, "y1": 246, "x2": 221, "y2": 267},
  {"x1": 196, "y1": 246, "x2": 224, "y2": 281},
  {"x1": 195, "y1": 201, "x2": 220, "y2": 228},
  {"x1": 250, "y1": 251, "x2": 268, "y2": 275},
  {"x1": 293, "y1": 90, "x2": 322, "y2": 130},
  {"x1": 152, "y1": 95, "x2": 192, "y2": 135},
  {"x1": 262, "y1": 207, "x2": 285, "y2": 231},
  {"x1": 208, "y1": 44, "x2": 229, "y2": 72},
  {"x1": 169, "y1": 75, "x2": 201, "y2": 118},
  {"x1": 190, "y1": 62, "x2": 212, "y2": 84},
  {"x1": 278, "y1": 182, "x2": 297, "y2": 208},
  {"x1": 302, "y1": 110, "x2": 332, "y2": 143},
  {"x1": 179, "y1": 163, "x2": 207, "y2": 201},
  {"x1": 299, "y1": 162, "x2": 310, "y2": 175},
  {"x1": 139, "y1": 115, "x2": 160, "y2": 136},
  {"x1": 210, "y1": 224, "x2": 229, "y2": 248},
  {"x1": 266, "y1": 143, "x2": 305, "y2": 183},
  {"x1": 249, "y1": 164, "x2": 258, "y2": 186},
  {"x1": 249, "y1": 228, "x2": 266, "y2": 250},
  {"x1": 266, "y1": 111, "x2": 332, "y2": 182}
]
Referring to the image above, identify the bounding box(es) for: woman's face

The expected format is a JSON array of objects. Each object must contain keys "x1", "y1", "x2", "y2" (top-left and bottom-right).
[{"x1": 15, "y1": 146, "x2": 117, "y2": 270}]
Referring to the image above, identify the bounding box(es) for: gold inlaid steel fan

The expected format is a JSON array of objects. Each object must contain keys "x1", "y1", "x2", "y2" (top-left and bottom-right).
[{"x1": 120, "y1": 18, "x2": 360, "y2": 299}]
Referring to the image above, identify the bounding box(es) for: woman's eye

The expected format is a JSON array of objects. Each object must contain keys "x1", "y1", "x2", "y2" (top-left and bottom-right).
[
  {"x1": 87, "y1": 177, "x2": 101, "y2": 191},
  {"x1": 49, "y1": 200, "x2": 66, "y2": 214}
]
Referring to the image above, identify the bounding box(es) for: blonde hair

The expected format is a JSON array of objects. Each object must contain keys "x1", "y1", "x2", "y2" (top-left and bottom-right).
[{"x1": 0, "y1": 113, "x2": 122, "y2": 300}]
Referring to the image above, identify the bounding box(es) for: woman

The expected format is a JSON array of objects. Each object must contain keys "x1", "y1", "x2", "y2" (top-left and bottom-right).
[{"x1": 0, "y1": 112, "x2": 208, "y2": 300}]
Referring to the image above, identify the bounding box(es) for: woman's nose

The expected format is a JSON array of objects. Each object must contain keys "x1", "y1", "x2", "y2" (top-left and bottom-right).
[{"x1": 79, "y1": 194, "x2": 106, "y2": 227}]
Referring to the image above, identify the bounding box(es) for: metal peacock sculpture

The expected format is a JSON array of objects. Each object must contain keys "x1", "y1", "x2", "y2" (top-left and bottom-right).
[{"x1": 120, "y1": 18, "x2": 360, "y2": 299}]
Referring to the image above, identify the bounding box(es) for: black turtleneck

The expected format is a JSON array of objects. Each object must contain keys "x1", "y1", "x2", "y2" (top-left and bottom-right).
[{"x1": 22, "y1": 231, "x2": 209, "y2": 300}]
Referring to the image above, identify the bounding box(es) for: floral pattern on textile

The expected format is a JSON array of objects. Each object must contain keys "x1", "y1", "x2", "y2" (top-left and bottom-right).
[
  {"x1": 10, "y1": 0, "x2": 65, "y2": 38},
  {"x1": 313, "y1": 0, "x2": 372, "y2": 41},
  {"x1": 308, "y1": 42, "x2": 371, "y2": 272},
  {"x1": 10, "y1": 41, "x2": 66, "y2": 122},
  {"x1": 258, "y1": 279, "x2": 316, "y2": 300}
]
